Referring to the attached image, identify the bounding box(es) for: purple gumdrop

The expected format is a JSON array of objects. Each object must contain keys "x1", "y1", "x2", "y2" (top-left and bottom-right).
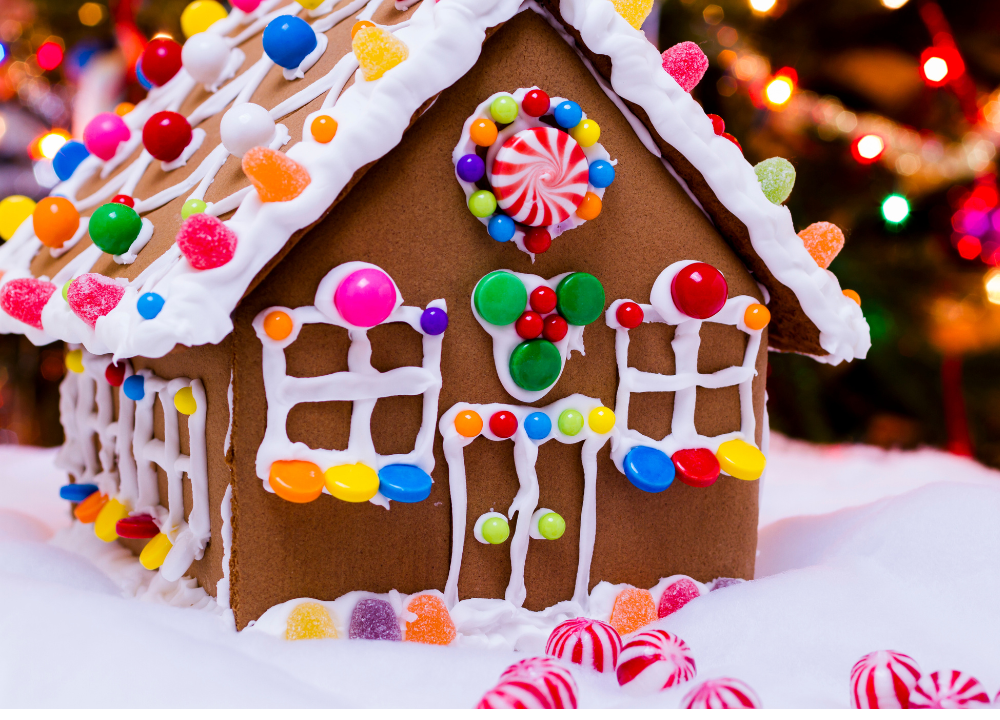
[
  {"x1": 456, "y1": 153, "x2": 485, "y2": 183},
  {"x1": 349, "y1": 598, "x2": 402, "y2": 641},
  {"x1": 710, "y1": 577, "x2": 744, "y2": 591}
]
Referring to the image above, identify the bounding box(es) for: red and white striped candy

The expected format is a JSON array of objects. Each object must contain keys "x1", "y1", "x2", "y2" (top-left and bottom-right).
[
  {"x1": 490, "y1": 127, "x2": 589, "y2": 227},
  {"x1": 849, "y1": 650, "x2": 922, "y2": 709},
  {"x1": 909, "y1": 670, "x2": 991, "y2": 708},
  {"x1": 545, "y1": 617, "x2": 623, "y2": 674},
  {"x1": 476, "y1": 657, "x2": 578, "y2": 709},
  {"x1": 682, "y1": 677, "x2": 761, "y2": 709},
  {"x1": 616, "y1": 629, "x2": 697, "y2": 694}
]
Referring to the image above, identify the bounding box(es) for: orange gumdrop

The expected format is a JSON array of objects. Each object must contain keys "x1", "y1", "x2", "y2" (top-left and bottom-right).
[
  {"x1": 744, "y1": 303, "x2": 770, "y2": 330},
  {"x1": 242, "y1": 147, "x2": 311, "y2": 203},
  {"x1": 264, "y1": 310, "x2": 293, "y2": 340},
  {"x1": 576, "y1": 192, "x2": 602, "y2": 220},
  {"x1": 454, "y1": 409, "x2": 483, "y2": 438},
  {"x1": 351, "y1": 20, "x2": 374, "y2": 38},
  {"x1": 843, "y1": 289, "x2": 861, "y2": 306},
  {"x1": 469, "y1": 118, "x2": 498, "y2": 147},
  {"x1": 269, "y1": 460, "x2": 324, "y2": 503},
  {"x1": 404, "y1": 594, "x2": 456, "y2": 645},
  {"x1": 74, "y1": 492, "x2": 108, "y2": 523},
  {"x1": 609, "y1": 587, "x2": 657, "y2": 636},
  {"x1": 311, "y1": 115, "x2": 337, "y2": 144},
  {"x1": 798, "y1": 221, "x2": 845, "y2": 269},
  {"x1": 33, "y1": 196, "x2": 80, "y2": 249}
]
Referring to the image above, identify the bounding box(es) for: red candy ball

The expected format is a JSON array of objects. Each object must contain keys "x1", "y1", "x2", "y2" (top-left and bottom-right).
[
  {"x1": 489, "y1": 410, "x2": 518, "y2": 439},
  {"x1": 707, "y1": 113, "x2": 725, "y2": 135},
  {"x1": 105, "y1": 362, "x2": 126, "y2": 387},
  {"x1": 521, "y1": 89, "x2": 551, "y2": 118},
  {"x1": 140, "y1": 38, "x2": 183, "y2": 87},
  {"x1": 143, "y1": 111, "x2": 193, "y2": 162},
  {"x1": 524, "y1": 227, "x2": 551, "y2": 254},
  {"x1": 111, "y1": 195, "x2": 134, "y2": 208},
  {"x1": 515, "y1": 311, "x2": 543, "y2": 339},
  {"x1": 616, "y1": 301, "x2": 644, "y2": 329},
  {"x1": 672, "y1": 447, "x2": 720, "y2": 488},
  {"x1": 543, "y1": 314, "x2": 568, "y2": 342},
  {"x1": 671, "y1": 262, "x2": 728, "y2": 319},
  {"x1": 530, "y1": 285, "x2": 557, "y2": 314}
]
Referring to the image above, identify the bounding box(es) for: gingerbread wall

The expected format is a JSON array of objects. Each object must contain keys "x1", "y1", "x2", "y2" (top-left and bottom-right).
[{"x1": 229, "y1": 9, "x2": 766, "y2": 629}]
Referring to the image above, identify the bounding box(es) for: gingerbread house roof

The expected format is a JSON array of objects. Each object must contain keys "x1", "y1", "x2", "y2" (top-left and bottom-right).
[{"x1": 0, "y1": 0, "x2": 870, "y2": 364}]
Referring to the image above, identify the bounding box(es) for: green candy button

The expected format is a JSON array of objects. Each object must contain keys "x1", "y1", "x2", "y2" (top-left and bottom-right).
[
  {"x1": 556, "y1": 272, "x2": 605, "y2": 326},
  {"x1": 475, "y1": 271, "x2": 527, "y2": 326},
  {"x1": 481, "y1": 515, "x2": 510, "y2": 545},
  {"x1": 538, "y1": 512, "x2": 566, "y2": 540},
  {"x1": 509, "y1": 339, "x2": 561, "y2": 391},
  {"x1": 89, "y1": 202, "x2": 141, "y2": 255}
]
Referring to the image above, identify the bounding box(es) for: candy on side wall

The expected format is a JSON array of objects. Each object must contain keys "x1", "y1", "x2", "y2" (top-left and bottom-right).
[
  {"x1": 241, "y1": 147, "x2": 311, "y2": 203},
  {"x1": 661, "y1": 41, "x2": 709, "y2": 92},
  {"x1": 352, "y1": 26, "x2": 409, "y2": 81}
]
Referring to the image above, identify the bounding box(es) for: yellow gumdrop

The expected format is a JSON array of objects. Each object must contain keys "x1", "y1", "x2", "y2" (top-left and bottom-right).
[
  {"x1": 65, "y1": 349, "x2": 85, "y2": 374},
  {"x1": 588, "y1": 406, "x2": 616, "y2": 434},
  {"x1": 285, "y1": 601, "x2": 338, "y2": 640},
  {"x1": 324, "y1": 463, "x2": 379, "y2": 503},
  {"x1": 613, "y1": 0, "x2": 654, "y2": 29},
  {"x1": 94, "y1": 498, "x2": 128, "y2": 542},
  {"x1": 181, "y1": 0, "x2": 228, "y2": 37},
  {"x1": 0, "y1": 195, "x2": 37, "y2": 240},
  {"x1": 174, "y1": 386, "x2": 197, "y2": 415},
  {"x1": 716, "y1": 439, "x2": 766, "y2": 481},
  {"x1": 140, "y1": 532, "x2": 173, "y2": 570},
  {"x1": 352, "y1": 26, "x2": 409, "y2": 81}
]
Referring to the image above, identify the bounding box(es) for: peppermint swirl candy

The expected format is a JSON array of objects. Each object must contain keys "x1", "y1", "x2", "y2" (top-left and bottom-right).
[
  {"x1": 490, "y1": 127, "x2": 589, "y2": 227},
  {"x1": 545, "y1": 617, "x2": 622, "y2": 674},
  {"x1": 909, "y1": 670, "x2": 991, "y2": 709},
  {"x1": 850, "y1": 650, "x2": 922, "y2": 709},
  {"x1": 477, "y1": 657, "x2": 579, "y2": 709},
  {"x1": 682, "y1": 677, "x2": 762, "y2": 709},
  {"x1": 616, "y1": 629, "x2": 697, "y2": 694}
]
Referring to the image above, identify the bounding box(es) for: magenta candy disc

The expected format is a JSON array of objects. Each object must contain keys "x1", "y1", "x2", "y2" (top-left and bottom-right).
[{"x1": 334, "y1": 268, "x2": 396, "y2": 327}]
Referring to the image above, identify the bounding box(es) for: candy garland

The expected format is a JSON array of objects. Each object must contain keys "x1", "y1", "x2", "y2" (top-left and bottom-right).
[
  {"x1": 253, "y1": 262, "x2": 446, "y2": 508},
  {"x1": 453, "y1": 87, "x2": 616, "y2": 258}
]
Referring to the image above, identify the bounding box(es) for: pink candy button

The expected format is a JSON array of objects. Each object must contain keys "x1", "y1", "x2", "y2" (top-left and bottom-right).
[
  {"x1": 83, "y1": 112, "x2": 131, "y2": 162},
  {"x1": 334, "y1": 268, "x2": 396, "y2": 327}
]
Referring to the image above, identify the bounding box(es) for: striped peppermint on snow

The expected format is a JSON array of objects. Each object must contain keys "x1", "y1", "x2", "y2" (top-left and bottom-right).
[
  {"x1": 616, "y1": 629, "x2": 697, "y2": 694},
  {"x1": 477, "y1": 657, "x2": 578, "y2": 709},
  {"x1": 681, "y1": 677, "x2": 762, "y2": 709},
  {"x1": 849, "y1": 650, "x2": 922, "y2": 709},
  {"x1": 545, "y1": 617, "x2": 623, "y2": 674},
  {"x1": 909, "y1": 670, "x2": 991, "y2": 708}
]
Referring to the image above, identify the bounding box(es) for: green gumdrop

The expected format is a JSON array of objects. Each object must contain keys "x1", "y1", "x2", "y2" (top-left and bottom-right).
[
  {"x1": 754, "y1": 157, "x2": 796, "y2": 205},
  {"x1": 475, "y1": 271, "x2": 527, "y2": 326},
  {"x1": 468, "y1": 190, "x2": 497, "y2": 218},
  {"x1": 481, "y1": 515, "x2": 510, "y2": 545},
  {"x1": 538, "y1": 512, "x2": 566, "y2": 540},
  {"x1": 89, "y1": 202, "x2": 141, "y2": 255},
  {"x1": 556, "y1": 272, "x2": 605, "y2": 326},
  {"x1": 509, "y1": 339, "x2": 562, "y2": 391},
  {"x1": 490, "y1": 95, "x2": 519, "y2": 124},
  {"x1": 181, "y1": 198, "x2": 207, "y2": 220},
  {"x1": 558, "y1": 408, "x2": 584, "y2": 436}
]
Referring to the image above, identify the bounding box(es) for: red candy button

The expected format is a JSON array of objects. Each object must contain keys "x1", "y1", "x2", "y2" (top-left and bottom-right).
[
  {"x1": 111, "y1": 194, "x2": 134, "y2": 208},
  {"x1": 616, "y1": 301, "x2": 644, "y2": 329},
  {"x1": 515, "y1": 311, "x2": 543, "y2": 339},
  {"x1": 524, "y1": 227, "x2": 551, "y2": 254},
  {"x1": 140, "y1": 38, "x2": 182, "y2": 87},
  {"x1": 530, "y1": 285, "x2": 557, "y2": 314},
  {"x1": 521, "y1": 89, "x2": 550, "y2": 118},
  {"x1": 707, "y1": 113, "x2": 725, "y2": 135},
  {"x1": 116, "y1": 514, "x2": 159, "y2": 539},
  {"x1": 543, "y1": 314, "x2": 568, "y2": 342},
  {"x1": 671, "y1": 262, "x2": 728, "y2": 319},
  {"x1": 489, "y1": 411, "x2": 518, "y2": 439},
  {"x1": 143, "y1": 111, "x2": 193, "y2": 163},
  {"x1": 105, "y1": 362, "x2": 126, "y2": 387},
  {"x1": 672, "y1": 447, "x2": 721, "y2": 488}
]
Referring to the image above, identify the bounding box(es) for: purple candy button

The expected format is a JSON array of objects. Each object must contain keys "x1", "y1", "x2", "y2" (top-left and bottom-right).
[{"x1": 349, "y1": 598, "x2": 402, "y2": 641}]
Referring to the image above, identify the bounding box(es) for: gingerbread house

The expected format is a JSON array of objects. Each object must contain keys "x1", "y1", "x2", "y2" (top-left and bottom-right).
[{"x1": 0, "y1": 0, "x2": 869, "y2": 638}]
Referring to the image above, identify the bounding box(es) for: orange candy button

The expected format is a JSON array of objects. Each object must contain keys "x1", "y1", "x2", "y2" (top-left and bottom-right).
[
  {"x1": 576, "y1": 192, "x2": 602, "y2": 221},
  {"x1": 311, "y1": 115, "x2": 337, "y2": 144},
  {"x1": 843, "y1": 289, "x2": 861, "y2": 306},
  {"x1": 405, "y1": 594, "x2": 456, "y2": 645},
  {"x1": 798, "y1": 221, "x2": 845, "y2": 269},
  {"x1": 744, "y1": 303, "x2": 770, "y2": 330},
  {"x1": 33, "y1": 196, "x2": 80, "y2": 249},
  {"x1": 242, "y1": 147, "x2": 311, "y2": 203},
  {"x1": 74, "y1": 492, "x2": 108, "y2": 523},
  {"x1": 264, "y1": 310, "x2": 293, "y2": 340},
  {"x1": 609, "y1": 587, "x2": 657, "y2": 636},
  {"x1": 269, "y1": 460, "x2": 324, "y2": 503},
  {"x1": 469, "y1": 118, "x2": 498, "y2": 147},
  {"x1": 454, "y1": 409, "x2": 483, "y2": 438},
  {"x1": 351, "y1": 20, "x2": 374, "y2": 38}
]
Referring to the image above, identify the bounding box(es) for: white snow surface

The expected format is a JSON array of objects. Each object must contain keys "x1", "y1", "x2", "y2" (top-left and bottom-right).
[{"x1": 0, "y1": 435, "x2": 998, "y2": 708}]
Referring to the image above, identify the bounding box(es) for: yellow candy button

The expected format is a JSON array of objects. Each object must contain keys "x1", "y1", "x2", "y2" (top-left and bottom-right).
[
  {"x1": 588, "y1": 406, "x2": 616, "y2": 434},
  {"x1": 0, "y1": 195, "x2": 36, "y2": 240},
  {"x1": 285, "y1": 601, "x2": 338, "y2": 640},
  {"x1": 65, "y1": 349, "x2": 85, "y2": 374},
  {"x1": 716, "y1": 439, "x2": 766, "y2": 481},
  {"x1": 94, "y1": 498, "x2": 128, "y2": 542},
  {"x1": 140, "y1": 532, "x2": 173, "y2": 570},
  {"x1": 180, "y1": 0, "x2": 227, "y2": 37},
  {"x1": 324, "y1": 463, "x2": 379, "y2": 503},
  {"x1": 174, "y1": 386, "x2": 197, "y2": 415}
]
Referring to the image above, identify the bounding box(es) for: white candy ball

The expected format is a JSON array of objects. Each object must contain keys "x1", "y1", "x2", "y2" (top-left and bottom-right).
[
  {"x1": 182, "y1": 33, "x2": 230, "y2": 86},
  {"x1": 220, "y1": 103, "x2": 275, "y2": 158}
]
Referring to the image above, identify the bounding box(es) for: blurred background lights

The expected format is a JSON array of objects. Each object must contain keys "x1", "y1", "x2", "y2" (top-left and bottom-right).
[
  {"x1": 36, "y1": 40, "x2": 63, "y2": 71},
  {"x1": 853, "y1": 134, "x2": 885, "y2": 164},
  {"x1": 78, "y1": 3, "x2": 105, "y2": 27},
  {"x1": 882, "y1": 194, "x2": 910, "y2": 223},
  {"x1": 923, "y1": 56, "x2": 948, "y2": 83},
  {"x1": 0, "y1": 43, "x2": 6, "y2": 65},
  {"x1": 985, "y1": 269, "x2": 1000, "y2": 305},
  {"x1": 749, "y1": 0, "x2": 777, "y2": 12},
  {"x1": 880, "y1": 0, "x2": 910, "y2": 8},
  {"x1": 765, "y1": 75, "x2": 793, "y2": 106},
  {"x1": 956, "y1": 235, "x2": 981, "y2": 260},
  {"x1": 38, "y1": 130, "x2": 67, "y2": 159}
]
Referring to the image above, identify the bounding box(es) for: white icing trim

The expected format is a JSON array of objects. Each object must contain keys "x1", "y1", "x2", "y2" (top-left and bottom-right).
[
  {"x1": 217, "y1": 483, "x2": 233, "y2": 609},
  {"x1": 112, "y1": 217, "x2": 154, "y2": 265},
  {"x1": 160, "y1": 127, "x2": 207, "y2": 172}
]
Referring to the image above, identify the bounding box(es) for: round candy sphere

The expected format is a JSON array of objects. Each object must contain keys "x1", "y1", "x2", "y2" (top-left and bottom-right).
[
  {"x1": 419, "y1": 306, "x2": 448, "y2": 336},
  {"x1": 557, "y1": 408, "x2": 584, "y2": 436},
  {"x1": 530, "y1": 285, "x2": 557, "y2": 314},
  {"x1": 553, "y1": 101, "x2": 583, "y2": 129},
  {"x1": 510, "y1": 339, "x2": 561, "y2": 391},
  {"x1": 489, "y1": 410, "x2": 518, "y2": 439},
  {"x1": 538, "y1": 512, "x2": 566, "y2": 540},
  {"x1": 52, "y1": 141, "x2": 90, "y2": 181},
  {"x1": 479, "y1": 514, "x2": 510, "y2": 545},
  {"x1": 181, "y1": 198, "x2": 208, "y2": 219},
  {"x1": 83, "y1": 112, "x2": 131, "y2": 161},
  {"x1": 182, "y1": 32, "x2": 230, "y2": 86},
  {"x1": 524, "y1": 411, "x2": 551, "y2": 440},
  {"x1": 524, "y1": 227, "x2": 551, "y2": 254},
  {"x1": 588, "y1": 159, "x2": 615, "y2": 188},
  {"x1": 105, "y1": 362, "x2": 126, "y2": 387},
  {"x1": 123, "y1": 374, "x2": 145, "y2": 401},
  {"x1": 521, "y1": 88, "x2": 550, "y2": 117},
  {"x1": 140, "y1": 38, "x2": 183, "y2": 87},
  {"x1": 111, "y1": 194, "x2": 134, "y2": 207},
  {"x1": 543, "y1": 314, "x2": 568, "y2": 342},
  {"x1": 137, "y1": 292, "x2": 165, "y2": 320},
  {"x1": 456, "y1": 153, "x2": 485, "y2": 183},
  {"x1": 454, "y1": 409, "x2": 483, "y2": 438},
  {"x1": 468, "y1": 190, "x2": 497, "y2": 218},
  {"x1": 616, "y1": 301, "x2": 644, "y2": 329},
  {"x1": 89, "y1": 202, "x2": 142, "y2": 256},
  {"x1": 220, "y1": 103, "x2": 275, "y2": 158},
  {"x1": 488, "y1": 214, "x2": 515, "y2": 242},
  {"x1": 262, "y1": 15, "x2": 317, "y2": 70},
  {"x1": 263, "y1": 310, "x2": 293, "y2": 340},
  {"x1": 181, "y1": 0, "x2": 228, "y2": 37},
  {"x1": 231, "y1": 0, "x2": 262, "y2": 10},
  {"x1": 310, "y1": 115, "x2": 337, "y2": 143},
  {"x1": 569, "y1": 119, "x2": 600, "y2": 148},
  {"x1": 671, "y1": 262, "x2": 728, "y2": 319},
  {"x1": 143, "y1": 111, "x2": 193, "y2": 162},
  {"x1": 33, "y1": 196, "x2": 79, "y2": 249},
  {"x1": 490, "y1": 95, "x2": 519, "y2": 124},
  {"x1": 0, "y1": 195, "x2": 37, "y2": 241},
  {"x1": 515, "y1": 311, "x2": 543, "y2": 339},
  {"x1": 334, "y1": 268, "x2": 397, "y2": 327}
]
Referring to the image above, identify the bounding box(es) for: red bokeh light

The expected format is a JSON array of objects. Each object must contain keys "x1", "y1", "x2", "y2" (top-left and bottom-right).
[
  {"x1": 36, "y1": 41, "x2": 63, "y2": 71},
  {"x1": 919, "y1": 46, "x2": 964, "y2": 88},
  {"x1": 955, "y1": 235, "x2": 981, "y2": 260}
]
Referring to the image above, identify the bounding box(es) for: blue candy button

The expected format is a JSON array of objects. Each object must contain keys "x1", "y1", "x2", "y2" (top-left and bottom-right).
[
  {"x1": 488, "y1": 214, "x2": 515, "y2": 243},
  {"x1": 588, "y1": 159, "x2": 615, "y2": 188},
  {"x1": 53, "y1": 141, "x2": 90, "y2": 182},
  {"x1": 123, "y1": 374, "x2": 145, "y2": 401},
  {"x1": 553, "y1": 101, "x2": 583, "y2": 130},
  {"x1": 137, "y1": 292, "x2": 165, "y2": 320},
  {"x1": 378, "y1": 464, "x2": 432, "y2": 503},
  {"x1": 263, "y1": 15, "x2": 317, "y2": 70},
  {"x1": 524, "y1": 411, "x2": 551, "y2": 440},
  {"x1": 623, "y1": 446, "x2": 674, "y2": 493},
  {"x1": 59, "y1": 483, "x2": 99, "y2": 502}
]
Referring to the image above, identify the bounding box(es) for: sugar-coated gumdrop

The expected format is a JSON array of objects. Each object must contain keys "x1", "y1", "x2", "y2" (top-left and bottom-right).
[
  {"x1": 33, "y1": 196, "x2": 79, "y2": 249},
  {"x1": 613, "y1": 0, "x2": 654, "y2": 29},
  {"x1": 140, "y1": 38, "x2": 183, "y2": 87},
  {"x1": 269, "y1": 459, "x2": 324, "y2": 503},
  {"x1": 311, "y1": 115, "x2": 337, "y2": 143},
  {"x1": 478, "y1": 657, "x2": 579, "y2": 709},
  {"x1": 683, "y1": 678, "x2": 762, "y2": 708},
  {"x1": 137, "y1": 292, "x2": 165, "y2": 320},
  {"x1": 352, "y1": 25, "x2": 408, "y2": 81},
  {"x1": 139, "y1": 532, "x2": 172, "y2": 570},
  {"x1": 67, "y1": 273, "x2": 125, "y2": 328},
  {"x1": 454, "y1": 409, "x2": 483, "y2": 438},
  {"x1": 181, "y1": 0, "x2": 228, "y2": 38},
  {"x1": 546, "y1": 617, "x2": 622, "y2": 673},
  {"x1": 262, "y1": 15, "x2": 316, "y2": 70},
  {"x1": 798, "y1": 221, "x2": 845, "y2": 269},
  {"x1": 143, "y1": 111, "x2": 193, "y2": 163},
  {"x1": 754, "y1": 157, "x2": 796, "y2": 205},
  {"x1": 404, "y1": 594, "x2": 456, "y2": 646},
  {"x1": 617, "y1": 630, "x2": 697, "y2": 694},
  {"x1": 672, "y1": 447, "x2": 720, "y2": 488},
  {"x1": 743, "y1": 303, "x2": 770, "y2": 331},
  {"x1": 182, "y1": 32, "x2": 230, "y2": 86},
  {"x1": 174, "y1": 386, "x2": 197, "y2": 415},
  {"x1": 710, "y1": 577, "x2": 744, "y2": 591},
  {"x1": 285, "y1": 601, "x2": 338, "y2": 641},
  {"x1": 0, "y1": 277, "x2": 57, "y2": 330},
  {"x1": 850, "y1": 650, "x2": 922, "y2": 709},
  {"x1": 716, "y1": 438, "x2": 766, "y2": 480},
  {"x1": 661, "y1": 41, "x2": 709, "y2": 92},
  {"x1": 74, "y1": 492, "x2": 108, "y2": 523},
  {"x1": 53, "y1": 141, "x2": 89, "y2": 182},
  {"x1": 609, "y1": 587, "x2": 657, "y2": 636},
  {"x1": 323, "y1": 462, "x2": 379, "y2": 503},
  {"x1": 0, "y1": 195, "x2": 36, "y2": 240},
  {"x1": 334, "y1": 267, "x2": 396, "y2": 327},
  {"x1": 521, "y1": 89, "x2": 551, "y2": 118},
  {"x1": 83, "y1": 112, "x2": 130, "y2": 161},
  {"x1": 65, "y1": 349, "x2": 84, "y2": 374},
  {"x1": 176, "y1": 213, "x2": 237, "y2": 270},
  {"x1": 221, "y1": 103, "x2": 275, "y2": 158},
  {"x1": 89, "y1": 202, "x2": 142, "y2": 256},
  {"x1": 105, "y1": 362, "x2": 125, "y2": 387},
  {"x1": 349, "y1": 598, "x2": 401, "y2": 641},
  {"x1": 671, "y1": 262, "x2": 727, "y2": 319},
  {"x1": 94, "y1": 497, "x2": 128, "y2": 542},
  {"x1": 909, "y1": 670, "x2": 991, "y2": 709},
  {"x1": 264, "y1": 310, "x2": 293, "y2": 340},
  {"x1": 616, "y1": 301, "x2": 644, "y2": 329},
  {"x1": 242, "y1": 147, "x2": 310, "y2": 203},
  {"x1": 658, "y1": 576, "x2": 701, "y2": 618}
]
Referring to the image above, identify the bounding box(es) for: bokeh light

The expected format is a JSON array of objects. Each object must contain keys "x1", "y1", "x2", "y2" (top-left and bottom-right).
[
  {"x1": 749, "y1": 0, "x2": 777, "y2": 13},
  {"x1": 765, "y1": 76, "x2": 793, "y2": 106},
  {"x1": 985, "y1": 269, "x2": 1000, "y2": 305},
  {"x1": 36, "y1": 41, "x2": 63, "y2": 71},
  {"x1": 78, "y1": 3, "x2": 105, "y2": 27},
  {"x1": 882, "y1": 194, "x2": 910, "y2": 223}
]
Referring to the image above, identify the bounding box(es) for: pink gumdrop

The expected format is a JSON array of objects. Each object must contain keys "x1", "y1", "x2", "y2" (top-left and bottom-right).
[
  {"x1": 231, "y1": 0, "x2": 262, "y2": 10},
  {"x1": 661, "y1": 41, "x2": 709, "y2": 92},
  {"x1": 66, "y1": 273, "x2": 126, "y2": 328},
  {"x1": 850, "y1": 650, "x2": 922, "y2": 709},
  {"x1": 176, "y1": 214, "x2": 237, "y2": 270},
  {"x1": 910, "y1": 670, "x2": 991, "y2": 708},
  {"x1": 658, "y1": 576, "x2": 701, "y2": 618},
  {"x1": 83, "y1": 112, "x2": 131, "y2": 161},
  {"x1": 334, "y1": 268, "x2": 397, "y2": 327},
  {"x1": 0, "y1": 277, "x2": 57, "y2": 330},
  {"x1": 683, "y1": 677, "x2": 761, "y2": 708}
]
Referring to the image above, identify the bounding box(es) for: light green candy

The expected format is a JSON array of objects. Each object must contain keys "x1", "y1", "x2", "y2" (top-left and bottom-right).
[
  {"x1": 538, "y1": 512, "x2": 566, "y2": 540},
  {"x1": 181, "y1": 198, "x2": 208, "y2": 220},
  {"x1": 468, "y1": 190, "x2": 497, "y2": 218},
  {"x1": 754, "y1": 157, "x2": 796, "y2": 205},
  {"x1": 61, "y1": 280, "x2": 71, "y2": 302},
  {"x1": 490, "y1": 95, "x2": 519, "y2": 124},
  {"x1": 558, "y1": 409, "x2": 584, "y2": 436},
  {"x1": 481, "y1": 515, "x2": 510, "y2": 545}
]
